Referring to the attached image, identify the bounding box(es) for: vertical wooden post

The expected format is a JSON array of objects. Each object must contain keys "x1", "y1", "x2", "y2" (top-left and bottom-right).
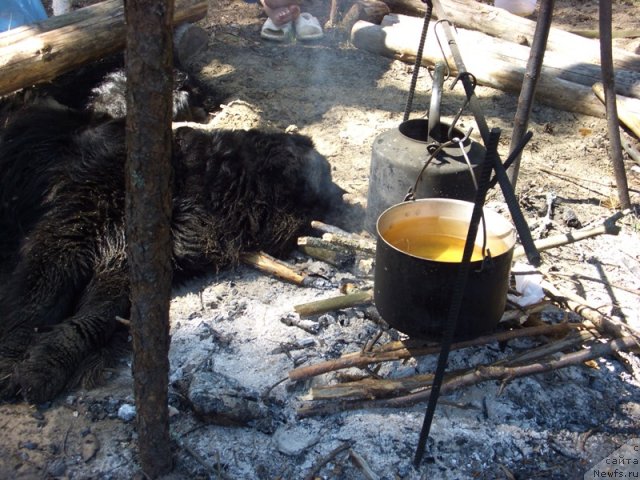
[
  {"x1": 506, "y1": 0, "x2": 554, "y2": 189},
  {"x1": 598, "y1": 0, "x2": 631, "y2": 210},
  {"x1": 124, "y1": 0, "x2": 175, "y2": 476}
]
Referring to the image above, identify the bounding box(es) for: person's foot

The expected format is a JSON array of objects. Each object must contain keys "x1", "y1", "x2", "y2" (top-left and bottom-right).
[{"x1": 260, "y1": 0, "x2": 300, "y2": 26}]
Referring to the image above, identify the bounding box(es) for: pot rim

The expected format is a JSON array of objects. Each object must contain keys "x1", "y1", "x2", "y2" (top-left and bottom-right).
[{"x1": 376, "y1": 198, "x2": 517, "y2": 262}]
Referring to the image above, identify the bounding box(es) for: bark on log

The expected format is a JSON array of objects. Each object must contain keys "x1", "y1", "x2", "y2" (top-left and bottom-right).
[
  {"x1": 0, "y1": 0, "x2": 207, "y2": 96},
  {"x1": 382, "y1": 0, "x2": 640, "y2": 72},
  {"x1": 351, "y1": 19, "x2": 608, "y2": 117}
]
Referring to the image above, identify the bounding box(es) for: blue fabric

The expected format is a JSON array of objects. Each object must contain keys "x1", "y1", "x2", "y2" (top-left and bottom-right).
[{"x1": 1, "y1": 0, "x2": 48, "y2": 32}]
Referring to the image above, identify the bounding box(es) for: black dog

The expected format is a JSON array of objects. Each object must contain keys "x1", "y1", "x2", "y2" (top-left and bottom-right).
[{"x1": 0, "y1": 99, "x2": 343, "y2": 403}]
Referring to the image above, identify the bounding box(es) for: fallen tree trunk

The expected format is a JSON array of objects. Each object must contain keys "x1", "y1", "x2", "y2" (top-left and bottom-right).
[
  {"x1": 382, "y1": 0, "x2": 640, "y2": 72},
  {"x1": 0, "y1": 0, "x2": 207, "y2": 96},
  {"x1": 351, "y1": 19, "x2": 608, "y2": 117}
]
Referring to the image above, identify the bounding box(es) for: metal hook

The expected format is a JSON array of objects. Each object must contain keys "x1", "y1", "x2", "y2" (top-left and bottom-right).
[
  {"x1": 450, "y1": 71, "x2": 477, "y2": 92},
  {"x1": 433, "y1": 19, "x2": 455, "y2": 81},
  {"x1": 447, "y1": 72, "x2": 478, "y2": 139}
]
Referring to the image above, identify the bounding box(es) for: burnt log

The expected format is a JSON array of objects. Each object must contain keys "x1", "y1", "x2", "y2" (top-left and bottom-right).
[{"x1": 0, "y1": 0, "x2": 207, "y2": 96}]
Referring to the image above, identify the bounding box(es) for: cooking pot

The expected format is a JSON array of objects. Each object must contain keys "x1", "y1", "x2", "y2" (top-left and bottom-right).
[{"x1": 374, "y1": 198, "x2": 516, "y2": 340}]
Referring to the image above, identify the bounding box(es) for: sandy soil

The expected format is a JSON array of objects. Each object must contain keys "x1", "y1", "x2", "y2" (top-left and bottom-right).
[{"x1": 1, "y1": 0, "x2": 639, "y2": 479}]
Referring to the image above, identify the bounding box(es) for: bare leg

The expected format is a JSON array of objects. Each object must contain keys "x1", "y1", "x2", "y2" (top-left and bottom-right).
[{"x1": 260, "y1": 0, "x2": 300, "y2": 25}]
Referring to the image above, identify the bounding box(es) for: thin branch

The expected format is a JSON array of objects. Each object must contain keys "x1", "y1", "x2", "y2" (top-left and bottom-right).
[{"x1": 304, "y1": 442, "x2": 352, "y2": 480}]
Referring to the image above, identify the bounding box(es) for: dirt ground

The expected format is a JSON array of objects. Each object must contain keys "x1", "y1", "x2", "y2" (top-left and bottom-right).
[{"x1": 1, "y1": 0, "x2": 640, "y2": 479}]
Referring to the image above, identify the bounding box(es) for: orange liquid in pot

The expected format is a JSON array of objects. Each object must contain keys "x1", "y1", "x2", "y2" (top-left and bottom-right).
[{"x1": 382, "y1": 217, "x2": 487, "y2": 262}]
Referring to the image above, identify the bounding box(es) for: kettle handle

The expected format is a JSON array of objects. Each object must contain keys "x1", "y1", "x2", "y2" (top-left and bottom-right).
[{"x1": 427, "y1": 61, "x2": 446, "y2": 143}]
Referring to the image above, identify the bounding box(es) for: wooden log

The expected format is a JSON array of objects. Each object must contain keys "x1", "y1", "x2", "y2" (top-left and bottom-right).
[
  {"x1": 351, "y1": 19, "x2": 608, "y2": 117},
  {"x1": 380, "y1": 14, "x2": 640, "y2": 100},
  {"x1": 382, "y1": 0, "x2": 640, "y2": 72},
  {"x1": 593, "y1": 82, "x2": 640, "y2": 139},
  {"x1": 0, "y1": 0, "x2": 207, "y2": 96},
  {"x1": 297, "y1": 236, "x2": 355, "y2": 267}
]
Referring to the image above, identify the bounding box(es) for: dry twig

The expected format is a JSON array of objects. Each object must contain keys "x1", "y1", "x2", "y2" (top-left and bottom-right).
[
  {"x1": 513, "y1": 209, "x2": 629, "y2": 259},
  {"x1": 304, "y1": 442, "x2": 352, "y2": 480}
]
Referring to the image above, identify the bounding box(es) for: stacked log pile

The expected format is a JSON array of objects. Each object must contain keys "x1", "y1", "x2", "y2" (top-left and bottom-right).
[{"x1": 348, "y1": 0, "x2": 640, "y2": 122}]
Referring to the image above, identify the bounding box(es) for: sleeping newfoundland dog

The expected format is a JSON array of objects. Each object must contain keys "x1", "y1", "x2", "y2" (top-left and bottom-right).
[{"x1": 0, "y1": 69, "x2": 344, "y2": 404}]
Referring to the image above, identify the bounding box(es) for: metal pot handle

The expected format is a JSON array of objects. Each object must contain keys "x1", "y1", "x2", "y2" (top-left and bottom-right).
[{"x1": 427, "y1": 61, "x2": 446, "y2": 143}]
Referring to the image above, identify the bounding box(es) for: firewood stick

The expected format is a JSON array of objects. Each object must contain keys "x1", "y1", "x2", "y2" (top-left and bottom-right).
[
  {"x1": 294, "y1": 290, "x2": 373, "y2": 317},
  {"x1": 304, "y1": 442, "x2": 352, "y2": 480},
  {"x1": 542, "y1": 280, "x2": 640, "y2": 341},
  {"x1": 311, "y1": 220, "x2": 353, "y2": 237},
  {"x1": 297, "y1": 236, "x2": 354, "y2": 266},
  {"x1": 513, "y1": 208, "x2": 629, "y2": 259},
  {"x1": 348, "y1": 450, "x2": 380, "y2": 480},
  {"x1": 296, "y1": 334, "x2": 638, "y2": 417},
  {"x1": 326, "y1": 0, "x2": 339, "y2": 29},
  {"x1": 288, "y1": 320, "x2": 577, "y2": 381},
  {"x1": 240, "y1": 251, "x2": 307, "y2": 286},
  {"x1": 321, "y1": 233, "x2": 377, "y2": 255}
]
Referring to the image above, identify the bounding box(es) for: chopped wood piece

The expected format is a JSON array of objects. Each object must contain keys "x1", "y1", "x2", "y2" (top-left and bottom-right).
[
  {"x1": 241, "y1": 251, "x2": 308, "y2": 286},
  {"x1": 310, "y1": 220, "x2": 354, "y2": 237},
  {"x1": 294, "y1": 290, "x2": 373, "y2": 317},
  {"x1": 297, "y1": 236, "x2": 355, "y2": 266},
  {"x1": 321, "y1": 233, "x2": 377, "y2": 255}
]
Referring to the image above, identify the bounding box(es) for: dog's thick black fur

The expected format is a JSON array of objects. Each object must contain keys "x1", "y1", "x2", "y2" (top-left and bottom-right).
[{"x1": 0, "y1": 77, "x2": 343, "y2": 403}]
